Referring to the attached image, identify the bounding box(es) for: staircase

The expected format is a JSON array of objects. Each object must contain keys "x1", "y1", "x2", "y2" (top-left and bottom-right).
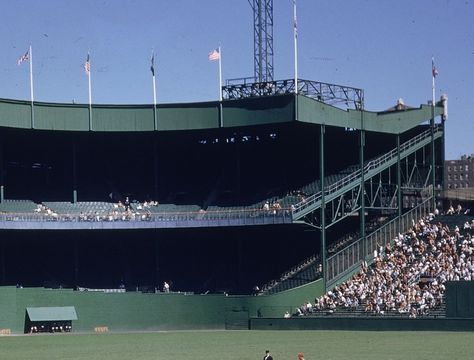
[{"x1": 292, "y1": 126, "x2": 443, "y2": 220}]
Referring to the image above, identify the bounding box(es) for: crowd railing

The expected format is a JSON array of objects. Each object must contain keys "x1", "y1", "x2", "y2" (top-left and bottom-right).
[
  {"x1": 0, "y1": 206, "x2": 293, "y2": 227},
  {"x1": 326, "y1": 197, "x2": 432, "y2": 287}
]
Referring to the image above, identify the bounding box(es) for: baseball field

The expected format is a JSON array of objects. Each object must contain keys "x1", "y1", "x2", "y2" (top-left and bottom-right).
[{"x1": 0, "y1": 330, "x2": 472, "y2": 360}]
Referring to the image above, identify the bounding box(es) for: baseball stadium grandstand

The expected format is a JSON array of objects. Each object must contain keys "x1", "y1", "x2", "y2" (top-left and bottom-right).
[
  {"x1": 3, "y1": 1, "x2": 473, "y2": 337},
  {"x1": 0, "y1": 79, "x2": 456, "y2": 333}
]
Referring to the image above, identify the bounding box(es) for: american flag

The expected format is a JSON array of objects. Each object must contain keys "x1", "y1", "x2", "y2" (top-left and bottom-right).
[
  {"x1": 208, "y1": 48, "x2": 220, "y2": 61},
  {"x1": 83, "y1": 53, "x2": 90, "y2": 75},
  {"x1": 150, "y1": 52, "x2": 155, "y2": 76},
  {"x1": 432, "y1": 58, "x2": 439, "y2": 78},
  {"x1": 17, "y1": 49, "x2": 30, "y2": 66}
]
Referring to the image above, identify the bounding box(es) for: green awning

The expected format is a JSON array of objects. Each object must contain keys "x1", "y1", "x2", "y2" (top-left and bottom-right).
[{"x1": 26, "y1": 306, "x2": 78, "y2": 322}]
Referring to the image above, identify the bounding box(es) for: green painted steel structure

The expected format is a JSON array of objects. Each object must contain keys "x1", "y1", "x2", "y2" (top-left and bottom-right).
[
  {"x1": 0, "y1": 95, "x2": 443, "y2": 134},
  {"x1": 250, "y1": 317, "x2": 474, "y2": 331},
  {"x1": 446, "y1": 281, "x2": 474, "y2": 318},
  {"x1": 0, "y1": 281, "x2": 324, "y2": 333}
]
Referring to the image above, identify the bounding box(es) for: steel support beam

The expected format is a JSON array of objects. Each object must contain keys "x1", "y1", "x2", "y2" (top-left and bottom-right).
[
  {"x1": 72, "y1": 142, "x2": 77, "y2": 203},
  {"x1": 223, "y1": 78, "x2": 364, "y2": 110},
  {"x1": 397, "y1": 134, "x2": 402, "y2": 233},
  {"x1": 320, "y1": 124, "x2": 326, "y2": 291},
  {"x1": 359, "y1": 111, "x2": 366, "y2": 259},
  {"x1": 430, "y1": 109, "x2": 436, "y2": 209},
  {"x1": 0, "y1": 139, "x2": 3, "y2": 203},
  {"x1": 249, "y1": 0, "x2": 274, "y2": 82}
]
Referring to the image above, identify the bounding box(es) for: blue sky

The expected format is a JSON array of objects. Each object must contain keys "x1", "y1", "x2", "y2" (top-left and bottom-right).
[{"x1": 0, "y1": 0, "x2": 473, "y2": 159}]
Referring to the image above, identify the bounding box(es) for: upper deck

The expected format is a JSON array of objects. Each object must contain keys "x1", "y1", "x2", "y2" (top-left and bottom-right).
[{"x1": 0, "y1": 93, "x2": 444, "y2": 134}]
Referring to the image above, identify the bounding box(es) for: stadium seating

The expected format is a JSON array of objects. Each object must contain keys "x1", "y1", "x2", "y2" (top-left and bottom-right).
[
  {"x1": 43, "y1": 201, "x2": 120, "y2": 215},
  {"x1": 296, "y1": 214, "x2": 474, "y2": 319},
  {"x1": 0, "y1": 200, "x2": 37, "y2": 213}
]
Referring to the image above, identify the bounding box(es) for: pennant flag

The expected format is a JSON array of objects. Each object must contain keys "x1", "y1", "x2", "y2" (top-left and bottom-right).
[
  {"x1": 150, "y1": 52, "x2": 155, "y2": 76},
  {"x1": 208, "y1": 48, "x2": 220, "y2": 61},
  {"x1": 432, "y1": 58, "x2": 438, "y2": 78},
  {"x1": 17, "y1": 49, "x2": 30, "y2": 66},
  {"x1": 83, "y1": 53, "x2": 90, "y2": 75}
]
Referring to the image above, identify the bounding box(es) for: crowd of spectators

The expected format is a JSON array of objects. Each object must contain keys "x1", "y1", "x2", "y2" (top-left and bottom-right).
[
  {"x1": 33, "y1": 200, "x2": 156, "y2": 222},
  {"x1": 296, "y1": 211, "x2": 474, "y2": 318},
  {"x1": 259, "y1": 216, "x2": 391, "y2": 295}
]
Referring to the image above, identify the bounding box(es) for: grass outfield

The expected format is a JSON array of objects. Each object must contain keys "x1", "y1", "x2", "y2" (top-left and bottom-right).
[{"x1": 0, "y1": 330, "x2": 473, "y2": 360}]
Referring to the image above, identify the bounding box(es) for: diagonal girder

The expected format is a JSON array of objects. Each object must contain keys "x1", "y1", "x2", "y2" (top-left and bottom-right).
[{"x1": 292, "y1": 126, "x2": 443, "y2": 221}]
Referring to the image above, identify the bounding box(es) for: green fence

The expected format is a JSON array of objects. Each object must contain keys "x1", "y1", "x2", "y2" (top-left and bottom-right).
[
  {"x1": 446, "y1": 281, "x2": 474, "y2": 318},
  {"x1": 0, "y1": 279, "x2": 324, "y2": 334}
]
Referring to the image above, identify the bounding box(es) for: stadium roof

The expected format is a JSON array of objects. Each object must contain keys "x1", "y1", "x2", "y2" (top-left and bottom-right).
[
  {"x1": 26, "y1": 306, "x2": 78, "y2": 321},
  {"x1": 0, "y1": 94, "x2": 444, "y2": 134}
]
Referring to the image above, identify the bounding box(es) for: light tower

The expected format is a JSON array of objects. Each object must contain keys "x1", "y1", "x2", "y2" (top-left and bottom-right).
[{"x1": 249, "y1": 0, "x2": 274, "y2": 82}]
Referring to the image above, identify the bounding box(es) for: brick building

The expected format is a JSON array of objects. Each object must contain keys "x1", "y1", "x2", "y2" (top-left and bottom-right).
[{"x1": 445, "y1": 154, "x2": 474, "y2": 189}]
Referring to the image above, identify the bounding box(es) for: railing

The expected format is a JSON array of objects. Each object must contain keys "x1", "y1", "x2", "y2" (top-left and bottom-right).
[
  {"x1": 222, "y1": 78, "x2": 364, "y2": 109},
  {"x1": 225, "y1": 76, "x2": 257, "y2": 86},
  {"x1": 292, "y1": 126, "x2": 441, "y2": 218},
  {"x1": 0, "y1": 207, "x2": 293, "y2": 228},
  {"x1": 259, "y1": 253, "x2": 321, "y2": 294},
  {"x1": 326, "y1": 197, "x2": 432, "y2": 287}
]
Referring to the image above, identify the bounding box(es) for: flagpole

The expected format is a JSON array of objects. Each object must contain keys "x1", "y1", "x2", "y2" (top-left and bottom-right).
[
  {"x1": 29, "y1": 45, "x2": 35, "y2": 128},
  {"x1": 218, "y1": 46, "x2": 222, "y2": 102},
  {"x1": 432, "y1": 58, "x2": 436, "y2": 109},
  {"x1": 293, "y1": 0, "x2": 298, "y2": 94},
  {"x1": 152, "y1": 52, "x2": 157, "y2": 130},
  {"x1": 430, "y1": 57, "x2": 436, "y2": 209},
  {"x1": 88, "y1": 54, "x2": 92, "y2": 130}
]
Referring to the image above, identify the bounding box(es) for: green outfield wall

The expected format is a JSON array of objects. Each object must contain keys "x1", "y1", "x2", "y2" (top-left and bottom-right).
[
  {"x1": 250, "y1": 317, "x2": 474, "y2": 331},
  {"x1": 0, "y1": 280, "x2": 325, "y2": 333},
  {"x1": 446, "y1": 281, "x2": 474, "y2": 318}
]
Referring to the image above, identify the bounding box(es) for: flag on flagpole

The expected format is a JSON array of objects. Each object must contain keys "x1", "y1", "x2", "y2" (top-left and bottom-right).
[
  {"x1": 293, "y1": 0, "x2": 298, "y2": 94},
  {"x1": 432, "y1": 58, "x2": 438, "y2": 78},
  {"x1": 293, "y1": 0, "x2": 298, "y2": 39},
  {"x1": 17, "y1": 49, "x2": 30, "y2": 66},
  {"x1": 150, "y1": 52, "x2": 155, "y2": 76},
  {"x1": 208, "y1": 48, "x2": 220, "y2": 61},
  {"x1": 84, "y1": 53, "x2": 91, "y2": 75}
]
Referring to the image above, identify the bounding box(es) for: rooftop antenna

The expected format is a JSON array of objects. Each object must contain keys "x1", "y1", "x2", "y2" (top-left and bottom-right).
[{"x1": 249, "y1": 0, "x2": 274, "y2": 82}]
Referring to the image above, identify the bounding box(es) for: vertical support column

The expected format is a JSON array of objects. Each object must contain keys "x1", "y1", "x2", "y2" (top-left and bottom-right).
[
  {"x1": 430, "y1": 109, "x2": 436, "y2": 211},
  {"x1": 153, "y1": 138, "x2": 159, "y2": 200},
  {"x1": 397, "y1": 134, "x2": 402, "y2": 234},
  {"x1": 153, "y1": 105, "x2": 157, "y2": 131},
  {"x1": 154, "y1": 237, "x2": 160, "y2": 291},
  {"x1": 72, "y1": 141, "x2": 77, "y2": 203},
  {"x1": 73, "y1": 238, "x2": 79, "y2": 289},
  {"x1": 0, "y1": 240, "x2": 5, "y2": 285},
  {"x1": 219, "y1": 102, "x2": 224, "y2": 128},
  {"x1": 0, "y1": 139, "x2": 4, "y2": 203},
  {"x1": 294, "y1": 93, "x2": 298, "y2": 121},
  {"x1": 359, "y1": 112, "x2": 366, "y2": 259},
  {"x1": 441, "y1": 117, "x2": 446, "y2": 196},
  {"x1": 320, "y1": 124, "x2": 326, "y2": 291}
]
